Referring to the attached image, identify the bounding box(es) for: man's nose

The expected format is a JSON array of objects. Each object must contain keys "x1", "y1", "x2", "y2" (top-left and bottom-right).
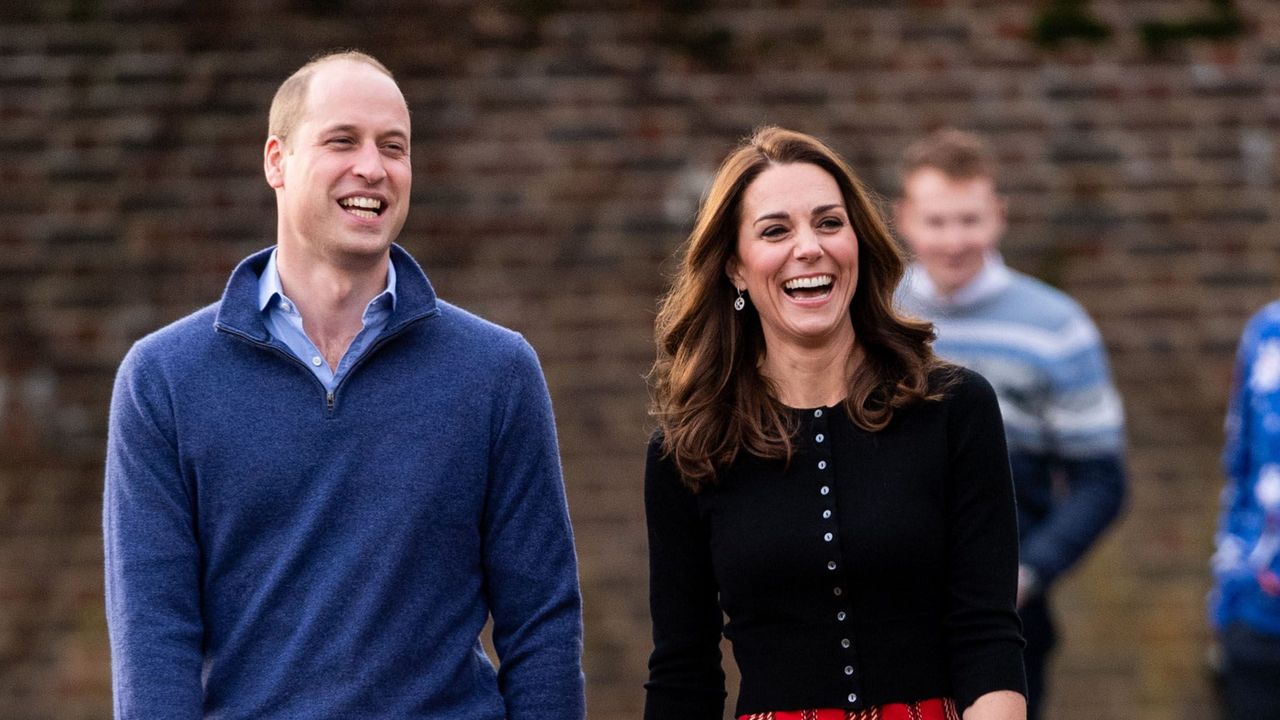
[{"x1": 352, "y1": 142, "x2": 387, "y2": 184}]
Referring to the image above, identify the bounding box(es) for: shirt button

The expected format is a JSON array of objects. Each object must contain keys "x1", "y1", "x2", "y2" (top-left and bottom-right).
[
  {"x1": 816, "y1": 433, "x2": 825, "y2": 443},
  {"x1": 844, "y1": 665, "x2": 854, "y2": 675},
  {"x1": 311, "y1": 356, "x2": 323, "y2": 367},
  {"x1": 281, "y1": 302, "x2": 292, "y2": 313},
  {"x1": 822, "y1": 510, "x2": 832, "y2": 519},
  {"x1": 827, "y1": 561, "x2": 837, "y2": 571},
  {"x1": 834, "y1": 587, "x2": 843, "y2": 596},
  {"x1": 848, "y1": 693, "x2": 858, "y2": 703},
  {"x1": 820, "y1": 485, "x2": 830, "y2": 495},
  {"x1": 818, "y1": 460, "x2": 827, "y2": 470},
  {"x1": 824, "y1": 532, "x2": 834, "y2": 542},
  {"x1": 814, "y1": 409, "x2": 823, "y2": 417},
  {"x1": 841, "y1": 638, "x2": 851, "y2": 648},
  {"x1": 837, "y1": 611, "x2": 847, "y2": 621}
]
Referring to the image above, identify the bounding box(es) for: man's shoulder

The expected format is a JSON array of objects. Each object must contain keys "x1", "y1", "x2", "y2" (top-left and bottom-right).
[
  {"x1": 429, "y1": 300, "x2": 542, "y2": 374},
  {"x1": 124, "y1": 302, "x2": 222, "y2": 373},
  {"x1": 433, "y1": 300, "x2": 524, "y2": 348},
  {"x1": 999, "y1": 269, "x2": 1095, "y2": 331}
]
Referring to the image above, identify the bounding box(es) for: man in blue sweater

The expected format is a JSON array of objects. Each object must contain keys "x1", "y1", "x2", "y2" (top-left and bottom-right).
[
  {"x1": 894, "y1": 129, "x2": 1127, "y2": 720},
  {"x1": 103, "y1": 51, "x2": 585, "y2": 719}
]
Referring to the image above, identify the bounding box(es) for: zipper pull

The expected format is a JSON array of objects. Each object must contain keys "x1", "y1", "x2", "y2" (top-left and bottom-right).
[{"x1": 326, "y1": 391, "x2": 335, "y2": 410}]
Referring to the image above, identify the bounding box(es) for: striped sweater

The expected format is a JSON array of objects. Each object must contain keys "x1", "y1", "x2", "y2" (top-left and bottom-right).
[{"x1": 897, "y1": 255, "x2": 1127, "y2": 586}]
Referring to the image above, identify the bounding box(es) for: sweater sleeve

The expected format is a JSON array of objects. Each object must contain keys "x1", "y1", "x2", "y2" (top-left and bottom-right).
[
  {"x1": 942, "y1": 370, "x2": 1028, "y2": 712},
  {"x1": 482, "y1": 337, "x2": 585, "y2": 720},
  {"x1": 103, "y1": 343, "x2": 204, "y2": 719},
  {"x1": 643, "y1": 435, "x2": 727, "y2": 720},
  {"x1": 1020, "y1": 316, "x2": 1128, "y2": 586}
]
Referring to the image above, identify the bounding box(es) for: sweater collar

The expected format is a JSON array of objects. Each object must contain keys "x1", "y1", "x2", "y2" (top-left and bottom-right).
[
  {"x1": 215, "y1": 243, "x2": 439, "y2": 342},
  {"x1": 903, "y1": 251, "x2": 1011, "y2": 310}
]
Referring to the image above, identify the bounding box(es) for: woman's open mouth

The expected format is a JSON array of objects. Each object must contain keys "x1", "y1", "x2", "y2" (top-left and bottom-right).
[{"x1": 782, "y1": 274, "x2": 834, "y2": 301}]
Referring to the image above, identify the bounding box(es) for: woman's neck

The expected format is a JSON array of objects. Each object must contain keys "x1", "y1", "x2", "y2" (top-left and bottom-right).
[{"x1": 760, "y1": 328, "x2": 859, "y2": 409}]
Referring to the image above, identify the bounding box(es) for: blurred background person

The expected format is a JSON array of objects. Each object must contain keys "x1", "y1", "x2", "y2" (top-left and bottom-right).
[
  {"x1": 894, "y1": 129, "x2": 1128, "y2": 720},
  {"x1": 1211, "y1": 299, "x2": 1280, "y2": 720},
  {"x1": 645, "y1": 127, "x2": 1026, "y2": 720}
]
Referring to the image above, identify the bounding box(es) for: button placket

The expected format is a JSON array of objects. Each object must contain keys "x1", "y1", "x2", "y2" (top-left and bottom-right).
[{"x1": 811, "y1": 407, "x2": 862, "y2": 709}]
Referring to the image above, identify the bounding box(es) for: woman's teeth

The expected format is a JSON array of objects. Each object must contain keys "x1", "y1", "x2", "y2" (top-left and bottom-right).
[{"x1": 783, "y1": 275, "x2": 834, "y2": 297}]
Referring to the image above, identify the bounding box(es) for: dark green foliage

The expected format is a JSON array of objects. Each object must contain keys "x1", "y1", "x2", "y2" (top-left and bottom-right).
[
  {"x1": 1139, "y1": 0, "x2": 1244, "y2": 53},
  {"x1": 1031, "y1": 0, "x2": 1114, "y2": 49}
]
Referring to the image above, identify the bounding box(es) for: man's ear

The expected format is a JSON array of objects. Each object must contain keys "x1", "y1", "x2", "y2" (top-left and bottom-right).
[{"x1": 264, "y1": 135, "x2": 286, "y2": 189}]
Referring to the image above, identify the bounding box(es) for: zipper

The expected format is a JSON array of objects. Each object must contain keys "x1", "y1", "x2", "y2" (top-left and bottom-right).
[{"x1": 217, "y1": 314, "x2": 433, "y2": 414}]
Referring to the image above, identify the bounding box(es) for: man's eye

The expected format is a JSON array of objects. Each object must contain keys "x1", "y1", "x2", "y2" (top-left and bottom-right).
[{"x1": 329, "y1": 137, "x2": 354, "y2": 146}]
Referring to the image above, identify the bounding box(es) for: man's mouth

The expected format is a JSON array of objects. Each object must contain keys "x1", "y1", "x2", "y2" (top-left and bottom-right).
[
  {"x1": 782, "y1": 274, "x2": 834, "y2": 300},
  {"x1": 338, "y1": 196, "x2": 385, "y2": 219}
]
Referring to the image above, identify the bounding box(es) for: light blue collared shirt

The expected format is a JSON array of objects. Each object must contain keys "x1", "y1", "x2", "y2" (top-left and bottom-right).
[{"x1": 257, "y1": 248, "x2": 397, "y2": 393}]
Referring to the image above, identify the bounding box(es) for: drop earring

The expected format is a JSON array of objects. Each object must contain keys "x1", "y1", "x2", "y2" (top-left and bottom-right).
[{"x1": 734, "y1": 287, "x2": 746, "y2": 311}]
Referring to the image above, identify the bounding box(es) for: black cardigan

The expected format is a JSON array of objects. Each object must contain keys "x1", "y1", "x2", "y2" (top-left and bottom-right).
[{"x1": 644, "y1": 368, "x2": 1026, "y2": 718}]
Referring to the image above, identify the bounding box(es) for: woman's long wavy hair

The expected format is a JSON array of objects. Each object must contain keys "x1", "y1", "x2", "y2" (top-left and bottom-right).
[{"x1": 650, "y1": 126, "x2": 948, "y2": 490}]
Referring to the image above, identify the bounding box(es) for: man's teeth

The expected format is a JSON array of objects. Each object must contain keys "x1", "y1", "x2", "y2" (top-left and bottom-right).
[
  {"x1": 783, "y1": 275, "x2": 834, "y2": 290},
  {"x1": 340, "y1": 197, "x2": 383, "y2": 215}
]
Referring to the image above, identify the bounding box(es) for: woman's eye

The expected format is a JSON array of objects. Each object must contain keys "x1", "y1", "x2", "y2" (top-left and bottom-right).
[
  {"x1": 761, "y1": 225, "x2": 787, "y2": 239},
  {"x1": 819, "y1": 217, "x2": 844, "y2": 230}
]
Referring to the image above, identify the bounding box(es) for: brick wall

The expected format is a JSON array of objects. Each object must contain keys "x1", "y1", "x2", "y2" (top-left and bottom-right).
[{"x1": 3, "y1": 1, "x2": 1277, "y2": 718}]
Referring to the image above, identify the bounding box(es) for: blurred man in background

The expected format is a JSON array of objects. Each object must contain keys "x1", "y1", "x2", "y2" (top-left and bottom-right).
[
  {"x1": 895, "y1": 129, "x2": 1128, "y2": 720},
  {"x1": 103, "y1": 50, "x2": 584, "y2": 719},
  {"x1": 1212, "y1": 300, "x2": 1280, "y2": 719}
]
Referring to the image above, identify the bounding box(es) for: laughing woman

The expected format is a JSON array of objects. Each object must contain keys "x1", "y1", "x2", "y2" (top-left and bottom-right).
[{"x1": 644, "y1": 127, "x2": 1027, "y2": 720}]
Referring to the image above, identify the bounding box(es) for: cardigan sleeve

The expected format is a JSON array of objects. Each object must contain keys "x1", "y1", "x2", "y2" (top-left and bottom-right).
[
  {"x1": 103, "y1": 342, "x2": 205, "y2": 719},
  {"x1": 643, "y1": 435, "x2": 727, "y2": 720},
  {"x1": 482, "y1": 336, "x2": 585, "y2": 720},
  {"x1": 942, "y1": 370, "x2": 1028, "y2": 711}
]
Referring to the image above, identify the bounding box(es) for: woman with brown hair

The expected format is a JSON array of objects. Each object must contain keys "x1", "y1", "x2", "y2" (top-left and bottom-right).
[{"x1": 644, "y1": 127, "x2": 1027, "y2": 720}]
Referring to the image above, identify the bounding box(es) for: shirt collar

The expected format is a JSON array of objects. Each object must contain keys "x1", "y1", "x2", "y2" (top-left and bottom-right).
[
  {"x1": 257, "y1": 246, "x2": 398, "y2": 315},
  {"x1": 905, "y1": 251, "x2": 1011, "y2": 309}
]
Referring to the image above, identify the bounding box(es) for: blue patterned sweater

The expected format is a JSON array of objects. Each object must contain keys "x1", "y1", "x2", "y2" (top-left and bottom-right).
[{"x1": 1214, "y1": 299, "x2": 1280, "y2": 636}]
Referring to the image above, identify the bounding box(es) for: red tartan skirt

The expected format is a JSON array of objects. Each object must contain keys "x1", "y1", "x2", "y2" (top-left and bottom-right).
[{"x1": 739, "y1": 697, "x2": 960, "y2": 720}]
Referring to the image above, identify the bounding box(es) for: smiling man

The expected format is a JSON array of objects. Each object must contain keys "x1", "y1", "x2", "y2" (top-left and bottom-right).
[
  {"x1": 103, "y1": 51, "x2": 584, "y2": 720},
  {"x1": 894, "y1": 129, "x2": 1127, "y2": 720}
]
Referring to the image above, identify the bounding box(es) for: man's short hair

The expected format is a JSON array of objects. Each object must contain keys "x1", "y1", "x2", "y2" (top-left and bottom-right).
[
  {"x1": 268, "y1": 50, "x2": 396, "y2": 144},
  {"x1": 900, "y1": 128, "x2": 998, "y2": 186}
]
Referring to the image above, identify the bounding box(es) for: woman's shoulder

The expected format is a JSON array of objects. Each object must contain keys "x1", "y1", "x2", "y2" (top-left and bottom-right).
[{"x1": 925, "y1": 363, "x2": 1000, "y2": 415}]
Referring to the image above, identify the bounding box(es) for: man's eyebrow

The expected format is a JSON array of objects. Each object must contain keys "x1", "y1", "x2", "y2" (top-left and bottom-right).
[{"x1": 320, "y1": 123, "x2": 409, "y2": 140}]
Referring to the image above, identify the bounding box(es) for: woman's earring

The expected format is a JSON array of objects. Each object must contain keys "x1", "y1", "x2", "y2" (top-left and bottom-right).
[{"x1": 734, "y1": 288, "x2": 746, "y2": 311}]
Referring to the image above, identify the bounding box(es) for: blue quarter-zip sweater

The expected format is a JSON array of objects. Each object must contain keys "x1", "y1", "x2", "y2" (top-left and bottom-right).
[{"x1": 104, "y1": 245, "x2": 585, "y2": 720}]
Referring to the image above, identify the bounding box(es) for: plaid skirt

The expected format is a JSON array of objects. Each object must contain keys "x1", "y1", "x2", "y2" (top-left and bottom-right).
[{"x1": 739, "y1": 697, "x2": 960, "y2": 720}]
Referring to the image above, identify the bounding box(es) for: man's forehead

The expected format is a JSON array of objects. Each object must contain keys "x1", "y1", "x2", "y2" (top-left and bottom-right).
[
  {"x1": 906, "y1": 170, "x2": 996, "y2": 199},
  {"x1": 299, "y1": 60, "x2": 409, "y2": 128}
]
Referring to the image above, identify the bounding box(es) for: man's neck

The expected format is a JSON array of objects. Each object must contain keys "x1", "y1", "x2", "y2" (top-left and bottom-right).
[{"x1": 275, "y1": 244, "x2": 390, "y2": 369}]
